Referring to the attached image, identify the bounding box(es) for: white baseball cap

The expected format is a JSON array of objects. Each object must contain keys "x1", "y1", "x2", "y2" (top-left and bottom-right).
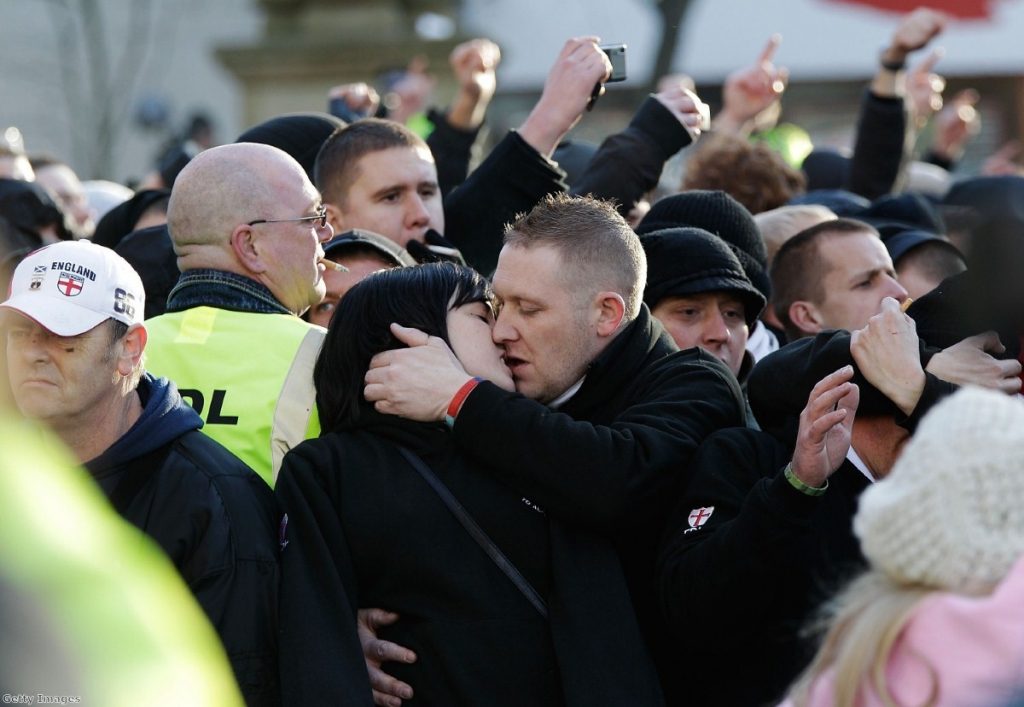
[{"x1": 1, "y1": 240, "x2": 145, "y2": 336}]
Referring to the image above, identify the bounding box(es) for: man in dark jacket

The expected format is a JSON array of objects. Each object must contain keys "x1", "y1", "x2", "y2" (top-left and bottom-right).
[
  {"x1": 656, "y1": 297, "x2": 956, "y2": 706},
  {"x1": 1, "y1": 240, "x2": 280, "y2": 706},
  {"x1": 362, "y1": 194, "x2": 747, "y2": 704}
]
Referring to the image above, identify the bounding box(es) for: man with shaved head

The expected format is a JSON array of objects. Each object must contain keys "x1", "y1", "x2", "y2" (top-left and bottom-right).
[{"x1": 144, "y1": 142, "x2": 333, "y2": 486}]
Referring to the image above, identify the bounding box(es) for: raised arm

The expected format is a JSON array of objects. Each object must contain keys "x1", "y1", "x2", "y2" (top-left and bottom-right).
[
  {"x1": 572, "y1": 81, "x2": 709, "y2": 216},
  {"x1": 849, "y1": 8, "x2": 947, "y2": 198},
  {"x1": 712, "y1": 35, "x2": 788, "y2": 137},
  {"x1": 427, "y1": 39, "x2": 501, "y2": 196},
  {"x1": 443, "y1": 37, "x2": 610, "y2": 273}
]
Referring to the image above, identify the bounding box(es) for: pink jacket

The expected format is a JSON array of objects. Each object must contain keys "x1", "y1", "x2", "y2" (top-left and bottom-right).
[{"x1": 779, "y1": 556, "x2": 1024, "y2": 707}]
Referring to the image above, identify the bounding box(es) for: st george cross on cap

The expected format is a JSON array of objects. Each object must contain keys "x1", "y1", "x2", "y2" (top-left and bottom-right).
[{"x1": 1, "y1": 240, "x2": 145, "y2": 336}]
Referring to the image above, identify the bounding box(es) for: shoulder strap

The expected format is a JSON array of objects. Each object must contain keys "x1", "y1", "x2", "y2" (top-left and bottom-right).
[{"x1": 397, "y1": 447, "x2": 548, "y2": 619}]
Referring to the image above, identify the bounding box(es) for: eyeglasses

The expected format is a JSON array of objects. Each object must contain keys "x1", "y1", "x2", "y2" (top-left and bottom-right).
[{"x1": 248, "y1": 205, "x2": 328, "y2": 230}]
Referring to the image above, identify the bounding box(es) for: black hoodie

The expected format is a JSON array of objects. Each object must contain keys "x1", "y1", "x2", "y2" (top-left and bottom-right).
[{"x1": 86, "y1": 374, "x2": 281, "y2": 707}]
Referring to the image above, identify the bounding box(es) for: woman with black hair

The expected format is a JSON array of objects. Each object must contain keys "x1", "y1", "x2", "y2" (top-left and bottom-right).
[{"x1": 276, "y1": 262, "x2": 662, "y2": 707}]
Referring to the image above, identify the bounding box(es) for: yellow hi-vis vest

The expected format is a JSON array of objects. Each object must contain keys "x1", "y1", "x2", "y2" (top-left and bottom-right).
[
  {"x1": 0, "y1": 416, "x2": 244, "y2": 706},
  {"x1": 144, "y1": 306, "x2": 324, "y2": 487}
]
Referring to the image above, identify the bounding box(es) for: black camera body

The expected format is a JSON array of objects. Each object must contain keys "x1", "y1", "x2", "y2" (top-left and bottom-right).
[{"x1": 600, "y1": 44, "x2": 627, "y2": 83}]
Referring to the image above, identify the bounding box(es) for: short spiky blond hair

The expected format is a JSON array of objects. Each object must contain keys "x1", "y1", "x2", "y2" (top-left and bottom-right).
[{"x1": 504, "y1": 193, "x2": 646, "y2": 320}]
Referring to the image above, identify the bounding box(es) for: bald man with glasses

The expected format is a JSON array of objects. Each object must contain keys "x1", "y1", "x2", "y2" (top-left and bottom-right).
[{"x1": 145, "y1": 142, "x2": 333, "y2": 486}]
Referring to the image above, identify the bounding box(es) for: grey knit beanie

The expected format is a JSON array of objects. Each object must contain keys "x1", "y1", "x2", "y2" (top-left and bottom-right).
[{"x1": 855, "y1": 386, "x2": 1024, "y2": 593}]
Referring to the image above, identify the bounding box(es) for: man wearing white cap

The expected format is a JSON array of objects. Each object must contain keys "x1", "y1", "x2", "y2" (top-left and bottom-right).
[{"x1": 1, "y1": 240, "x2": 281, "y2": 706}]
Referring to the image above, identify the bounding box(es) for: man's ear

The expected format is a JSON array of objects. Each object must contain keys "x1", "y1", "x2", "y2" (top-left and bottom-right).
[
  {"x1": 788, "y1": 300, "x2": 824, "y2": 335},
  {"x1": 117, "y1": 324, "x2": 148, "y2": 376},
  {"x1": 594, "y1": 291, "x2": 626, "y2": 337},
  {"x1": 324, "y1": 202, "x2": 345, "y2": 234},
  {"x1": 229, "y1": 224, "x2": 267, "y2": 274}
]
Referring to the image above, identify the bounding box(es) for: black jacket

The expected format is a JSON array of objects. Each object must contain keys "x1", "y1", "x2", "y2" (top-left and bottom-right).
[
  {"x1": 444, "y1": 131, "x2": 567, "y2": 275},
  {"x1": 848, "y1": 89, "x2": 908, "y2": 200},
  {"x1": 908, "y1": 270, "x2": 1022, "y2": 359},
  {"x1": 657, "y1": 429, "x2": 868, "y2": 706},
  {"x1": 276, "y1": 410, "x2": 662, "y2": 707},
  {"x1": 426, "y1": 108, "x2": 481, "y2": 197},
  {"x1": 451, "y1": 306, "x2": 747, "y2": 701},
  {"x1": 86, "y1": 374, "x2": 281, "y2": 707}
]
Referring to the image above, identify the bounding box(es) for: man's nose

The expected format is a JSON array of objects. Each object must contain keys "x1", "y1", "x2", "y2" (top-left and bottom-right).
[
  {"x1": 492, "y1": 311, "x2": 517, "y2": 343},
  {"x1": 885, "y1": 275, "x2": 910, "y2": 304},
  {"x1": 406, "y1": 195, "x2": 431, "y2": 227},
  {"x1": 701, "y1": 311, "x2": 730, "y2": 344},
  {"x1": 12, "y1": 331, "x2": 50, "y2": 362}
]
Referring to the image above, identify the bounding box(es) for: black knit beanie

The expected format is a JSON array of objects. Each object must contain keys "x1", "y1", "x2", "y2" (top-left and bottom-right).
[
  {"x1": 641, "y1": 227, "x2": 766, "y2": 326},
  {"x1": 235, "y1": 112, "x2": 346, "y2": 182},
  {"x1": 636, "y1": 190, "x2": 770, "y2": 300}
]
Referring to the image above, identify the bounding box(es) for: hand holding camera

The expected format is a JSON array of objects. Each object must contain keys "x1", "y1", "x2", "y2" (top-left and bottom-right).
[{"x1": 518, "y1": 36, "x2": 614, "y2": 157}]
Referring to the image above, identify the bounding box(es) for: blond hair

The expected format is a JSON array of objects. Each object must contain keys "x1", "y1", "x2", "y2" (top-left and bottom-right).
[
  {"x1": 788, "y1": 569, "x2": 989, "y2": 707},
  {"x1": 504, "y1": 193, "x2": 646, "y2": 321}
]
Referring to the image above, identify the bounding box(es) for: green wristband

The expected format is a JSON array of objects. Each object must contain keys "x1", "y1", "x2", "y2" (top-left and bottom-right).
[{"x1": 784, "y1": 463, "x2": 829, "y2": 497}]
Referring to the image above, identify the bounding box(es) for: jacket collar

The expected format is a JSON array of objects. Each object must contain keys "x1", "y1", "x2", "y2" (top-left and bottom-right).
[
  {"x1": 561, "y1": 304, "x2": 676, "y2": 417},
  {"x1": 346, "y1": 404, "x2": 451, "y2": 458},
  {"x1": 166, "y1": 269, "x2": 292, "y2": 315}
]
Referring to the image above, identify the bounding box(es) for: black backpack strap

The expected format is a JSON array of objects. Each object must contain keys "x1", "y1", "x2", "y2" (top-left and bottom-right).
[
  {"x1": 107, "y1": 443, "x2": 174, "y2": 516},
  {"x1": 397, "y1": 447, "x2": 548, "y2": 619}
]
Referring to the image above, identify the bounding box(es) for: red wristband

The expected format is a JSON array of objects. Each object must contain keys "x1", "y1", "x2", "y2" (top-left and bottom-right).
[{"x1": 444, "y1": 377, "x2": 483, "y2": 427}]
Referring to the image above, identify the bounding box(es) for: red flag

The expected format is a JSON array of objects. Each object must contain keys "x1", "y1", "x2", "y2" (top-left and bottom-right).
[{"x1": 825, "y1": 0, "x2": 994, "y2": 20}]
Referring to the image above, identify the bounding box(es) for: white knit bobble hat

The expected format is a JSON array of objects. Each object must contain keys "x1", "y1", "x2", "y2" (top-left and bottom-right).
[{"x1": 854, "y1": 386, "x2": 1024, "y2": 593}]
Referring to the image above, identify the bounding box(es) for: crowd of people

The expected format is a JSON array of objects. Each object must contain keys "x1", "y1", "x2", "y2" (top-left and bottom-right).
[{"x1": 3, "y1": 7, "x2": 1024, "y2": 706}]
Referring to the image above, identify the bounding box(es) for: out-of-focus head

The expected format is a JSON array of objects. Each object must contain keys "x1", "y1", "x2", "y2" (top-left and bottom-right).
[
  {"x1": 901, "y1": 159, "x2": 953, "y2": 199},
  {"x1": 314, "y1": 262, "x2": 509, "y2": 431},
  {"x1": 857, "y1": 192, "x2": 945, "y2": 239},
  {"x1": 168, "y1": 142, "x2": 332, "y2": 315},
  {"x1": 788, "y1": 189, "x2": 871, "y2": 217},
  {"x1": 683, "y1": 133, "x2": 806, "y2": 215},
  {"x1": 81, "y1": 180, "x2": 134, "y2": 223},
  {"x1": 29, "y1": 157, "x2": 94, "y2": 239},
  {"x1": 800, "y1": 148, "x2": 850, "y2": 192},
  {"x1": 0, "y1": 178, "x2": 70, "y2": 247},
  {"x1": 855, "y1": 387, "x2": 1024, "y2": 594},
  {"x1": 91, "y1": 189, "x2": 170, "y2": 251},
  {"x1": 493, "y1": 193, "x2": 645, "y2": 403},
  {"x1": 770, "y1": 218, "x2": 908, "y2": 341},
  {"x1": 314, "y1": 118, "x2": 442, "y2": 247},
  {"x1": 754, "y1": 204, "x2": 836, "y2": 265}
]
